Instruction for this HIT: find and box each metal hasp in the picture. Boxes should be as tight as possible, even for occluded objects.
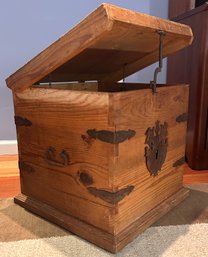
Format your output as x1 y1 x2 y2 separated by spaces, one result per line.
150 30 166 94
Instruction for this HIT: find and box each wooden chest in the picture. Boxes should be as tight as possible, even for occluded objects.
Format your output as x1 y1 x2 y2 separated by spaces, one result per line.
6 4 193 253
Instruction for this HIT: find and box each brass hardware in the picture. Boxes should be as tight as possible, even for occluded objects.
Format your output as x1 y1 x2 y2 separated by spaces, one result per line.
150 30 165 94
86 129 136 144
45 147 69 167
145 121 168 176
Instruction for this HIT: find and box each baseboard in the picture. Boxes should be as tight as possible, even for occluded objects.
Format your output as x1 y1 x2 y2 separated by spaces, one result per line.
0 140 18 155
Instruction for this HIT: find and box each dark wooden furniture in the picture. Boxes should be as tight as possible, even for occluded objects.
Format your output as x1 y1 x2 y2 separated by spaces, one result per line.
167 4 208 170
169 0 195 19
195 0 208 8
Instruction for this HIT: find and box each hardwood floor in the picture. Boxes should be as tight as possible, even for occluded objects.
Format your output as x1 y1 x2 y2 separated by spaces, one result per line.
0 177 20 198
0 155 207 198
0 155 19 177
0 155 20 198
183 163 208 185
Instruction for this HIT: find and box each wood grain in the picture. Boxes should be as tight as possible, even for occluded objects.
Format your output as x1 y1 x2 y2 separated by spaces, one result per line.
12 84 189 237
13 88 113 175
107 85 189 233
6 4 112 92
114 188 189 252
6 4 193 92
20 173 115 233
0 154 205 200
14 188 189 253
108 84 189 128
13 88 116 233
14 193 116 253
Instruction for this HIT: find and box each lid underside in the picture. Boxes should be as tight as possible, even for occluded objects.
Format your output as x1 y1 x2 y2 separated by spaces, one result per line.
6 3 193 91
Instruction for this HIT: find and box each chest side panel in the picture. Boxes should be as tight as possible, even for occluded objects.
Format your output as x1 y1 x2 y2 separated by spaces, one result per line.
13 88 116 233
108 85 189 234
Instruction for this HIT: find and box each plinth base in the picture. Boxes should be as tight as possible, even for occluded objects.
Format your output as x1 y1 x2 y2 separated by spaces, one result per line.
14 188 189 253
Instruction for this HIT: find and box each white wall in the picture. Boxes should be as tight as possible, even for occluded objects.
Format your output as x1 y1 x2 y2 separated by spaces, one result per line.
0 1 168 141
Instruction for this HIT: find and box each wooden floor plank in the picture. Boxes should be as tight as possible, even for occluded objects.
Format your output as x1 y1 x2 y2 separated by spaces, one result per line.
0 154 19 198
183 164 208 184
0 154 18 161
0 154 19 176
14 188 189 253
0 176 20 198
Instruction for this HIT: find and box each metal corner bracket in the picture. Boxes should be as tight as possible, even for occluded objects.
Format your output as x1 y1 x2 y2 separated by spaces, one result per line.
150 30 166 94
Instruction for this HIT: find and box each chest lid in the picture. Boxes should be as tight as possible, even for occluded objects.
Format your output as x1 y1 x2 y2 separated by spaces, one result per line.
6 3 193 92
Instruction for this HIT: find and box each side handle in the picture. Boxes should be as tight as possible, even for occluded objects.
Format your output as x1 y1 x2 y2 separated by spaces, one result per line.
45 147 69 167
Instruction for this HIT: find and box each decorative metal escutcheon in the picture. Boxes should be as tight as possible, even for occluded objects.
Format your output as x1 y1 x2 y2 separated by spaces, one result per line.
45 147 70 167
145 120 168 176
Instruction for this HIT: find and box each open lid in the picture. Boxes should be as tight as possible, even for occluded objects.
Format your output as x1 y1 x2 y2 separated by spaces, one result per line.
6 3 193 92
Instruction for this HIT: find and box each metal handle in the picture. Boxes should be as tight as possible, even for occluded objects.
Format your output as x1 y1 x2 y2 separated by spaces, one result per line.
45 147 69 167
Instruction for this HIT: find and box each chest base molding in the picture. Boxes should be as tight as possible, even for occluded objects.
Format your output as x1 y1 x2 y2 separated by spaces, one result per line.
14 188 189 253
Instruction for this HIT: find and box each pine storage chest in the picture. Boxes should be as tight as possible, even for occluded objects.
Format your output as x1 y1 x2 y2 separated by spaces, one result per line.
6 4 193 253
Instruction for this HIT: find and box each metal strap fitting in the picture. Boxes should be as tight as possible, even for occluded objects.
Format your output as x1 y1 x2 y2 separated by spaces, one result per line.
150 30 165 94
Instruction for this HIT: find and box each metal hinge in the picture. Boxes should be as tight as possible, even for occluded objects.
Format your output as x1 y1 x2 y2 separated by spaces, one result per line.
150 30 166 94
